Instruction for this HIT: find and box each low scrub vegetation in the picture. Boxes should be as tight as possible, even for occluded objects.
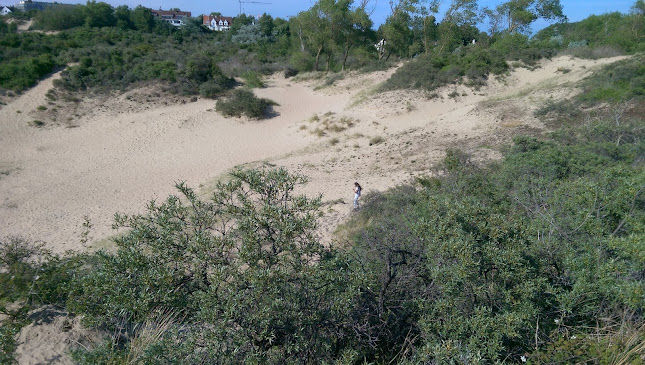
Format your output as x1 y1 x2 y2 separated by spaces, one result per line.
536 54 645 126
308 112 356 137
382 45 509 92
535 10 645 55
2 0 643 99
215 89 277 119
241 70 265 88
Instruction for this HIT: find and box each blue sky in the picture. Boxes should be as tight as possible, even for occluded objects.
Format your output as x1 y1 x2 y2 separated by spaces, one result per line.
1 0 637 32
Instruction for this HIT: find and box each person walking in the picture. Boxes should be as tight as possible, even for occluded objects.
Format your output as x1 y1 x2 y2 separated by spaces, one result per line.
353 182 362 210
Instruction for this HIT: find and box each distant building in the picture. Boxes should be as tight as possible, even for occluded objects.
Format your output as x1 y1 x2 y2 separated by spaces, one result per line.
1 6 12 15
13 1 55 12
203 15 233 31
150 9 192 27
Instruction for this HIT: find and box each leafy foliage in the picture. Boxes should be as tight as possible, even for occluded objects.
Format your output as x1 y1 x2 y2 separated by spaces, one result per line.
579 53 645 102
535 10 645 55
382 45 508 91
345 116 644 362
215 89 277 119
67 168 359 362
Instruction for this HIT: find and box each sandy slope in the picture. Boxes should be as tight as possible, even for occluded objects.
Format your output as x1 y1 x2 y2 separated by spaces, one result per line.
0 72 347 252
1 55 628 365
0 55 626 255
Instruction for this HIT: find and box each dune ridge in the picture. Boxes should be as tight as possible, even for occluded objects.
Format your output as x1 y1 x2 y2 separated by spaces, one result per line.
0 55 626 254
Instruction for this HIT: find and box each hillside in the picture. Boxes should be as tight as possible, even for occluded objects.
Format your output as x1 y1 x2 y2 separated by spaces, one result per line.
0 55 626 255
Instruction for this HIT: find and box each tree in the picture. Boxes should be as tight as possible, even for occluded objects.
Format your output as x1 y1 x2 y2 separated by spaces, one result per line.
113 5 131 29
131 5 154 32
380 10 413 58
632 0 645 38
380 0 443 58
634 0 645 15
335 2 373 70
378 0 416 59
291 0 375 71
258 13 274 38
434 0 481 52
493 0 566 34
413 0 440 54
230 13 255 35
291 1 334 70
84 1 116 28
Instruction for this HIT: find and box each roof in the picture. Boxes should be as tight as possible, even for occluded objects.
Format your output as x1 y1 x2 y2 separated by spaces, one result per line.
150 9 192 18
203 15 233 25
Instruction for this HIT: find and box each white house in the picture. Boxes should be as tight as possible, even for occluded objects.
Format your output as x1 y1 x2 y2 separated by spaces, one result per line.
150 9 192 27
1 6 13 15
203 15 233 31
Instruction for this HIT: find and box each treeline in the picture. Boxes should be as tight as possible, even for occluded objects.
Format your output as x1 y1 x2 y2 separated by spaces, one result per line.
1 55 643 363
1 0 644 95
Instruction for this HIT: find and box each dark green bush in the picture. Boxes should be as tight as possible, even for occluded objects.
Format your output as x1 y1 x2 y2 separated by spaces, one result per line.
5 113 642 363
198 80 225 98
0 53 56 91
490 33 557 65
215 89 277 119
32 4 85 30
67 168 357 362
381 46 508 92
342 116 644 362
579 53 645 103
241 70 264 88
536 12 645 55
0 237 82 307
0 237 83 364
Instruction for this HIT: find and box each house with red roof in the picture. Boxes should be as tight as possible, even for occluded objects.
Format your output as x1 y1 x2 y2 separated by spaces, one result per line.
150 9 192 27
203 15 233 31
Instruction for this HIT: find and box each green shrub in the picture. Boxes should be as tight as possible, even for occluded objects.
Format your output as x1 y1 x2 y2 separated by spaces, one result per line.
290 52 315 72
215 89 277 119
0 53 56 91
579 54 645 103
442 148 471 171
0 237 84 363
381 47 508 92
340 114 645 362
536 12 645 55
241 70 264 88
198 80 226 98
67 168 357 362
32 4 85 30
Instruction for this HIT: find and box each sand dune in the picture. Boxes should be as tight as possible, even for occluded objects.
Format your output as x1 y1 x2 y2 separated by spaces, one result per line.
0 55 626 254
1 54 629 365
